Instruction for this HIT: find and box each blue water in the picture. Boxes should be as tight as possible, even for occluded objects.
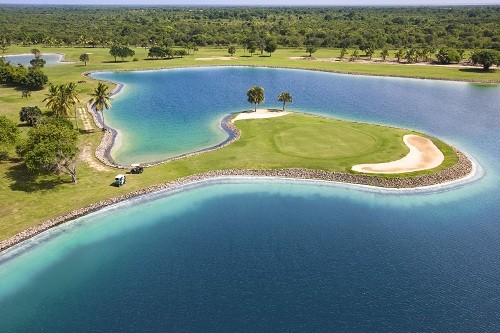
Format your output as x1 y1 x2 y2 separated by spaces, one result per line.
91 67 499 166
1 68 499 332
3 53 66 67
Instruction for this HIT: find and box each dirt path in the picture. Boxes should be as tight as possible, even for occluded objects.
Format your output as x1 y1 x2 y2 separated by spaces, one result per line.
80 145 110 172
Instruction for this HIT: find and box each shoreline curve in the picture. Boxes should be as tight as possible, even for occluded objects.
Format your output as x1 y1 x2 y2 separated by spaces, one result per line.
0 148 477 254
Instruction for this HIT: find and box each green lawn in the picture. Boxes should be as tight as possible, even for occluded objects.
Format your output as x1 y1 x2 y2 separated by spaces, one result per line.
0 113 456 241
0 45 492 242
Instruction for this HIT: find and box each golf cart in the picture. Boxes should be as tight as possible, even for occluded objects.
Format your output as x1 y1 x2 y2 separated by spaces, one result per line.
114 174 126 187
130 164 144 174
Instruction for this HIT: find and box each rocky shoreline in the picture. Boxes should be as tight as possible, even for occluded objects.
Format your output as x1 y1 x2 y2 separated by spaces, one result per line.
0 147 474 254
0 66 479 254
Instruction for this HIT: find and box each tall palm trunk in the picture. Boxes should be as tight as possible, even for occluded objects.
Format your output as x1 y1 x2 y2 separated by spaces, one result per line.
101 108 106 131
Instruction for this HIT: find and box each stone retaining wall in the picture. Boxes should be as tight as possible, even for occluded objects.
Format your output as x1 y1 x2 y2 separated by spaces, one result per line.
0 148 473 254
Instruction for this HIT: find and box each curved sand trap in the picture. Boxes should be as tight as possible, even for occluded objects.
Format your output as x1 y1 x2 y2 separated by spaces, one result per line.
232 109 290 122
352 134 445 174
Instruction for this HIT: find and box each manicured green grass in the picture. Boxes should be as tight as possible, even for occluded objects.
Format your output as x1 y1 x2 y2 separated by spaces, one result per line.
0 44 487 242
0 112 457 241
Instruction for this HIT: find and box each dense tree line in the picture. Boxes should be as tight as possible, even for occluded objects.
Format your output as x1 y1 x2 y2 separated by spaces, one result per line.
0 6 498 51
0 59 48 90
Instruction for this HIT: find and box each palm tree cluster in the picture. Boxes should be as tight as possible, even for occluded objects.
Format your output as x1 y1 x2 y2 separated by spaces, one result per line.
247 87 293 111
43 83 79 118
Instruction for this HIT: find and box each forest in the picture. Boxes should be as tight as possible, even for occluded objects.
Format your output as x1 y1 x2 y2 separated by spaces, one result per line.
0 5 498 51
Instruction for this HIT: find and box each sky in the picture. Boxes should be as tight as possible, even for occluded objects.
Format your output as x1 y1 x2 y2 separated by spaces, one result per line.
0 0 499 5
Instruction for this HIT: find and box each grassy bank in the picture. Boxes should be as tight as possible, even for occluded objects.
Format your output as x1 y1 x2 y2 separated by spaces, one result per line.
0 112 457 241
0 45 487 242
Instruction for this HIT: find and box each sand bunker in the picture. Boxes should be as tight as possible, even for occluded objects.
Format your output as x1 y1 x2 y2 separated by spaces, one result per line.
352 134 444 174
195 57 237 61
232 109 290 122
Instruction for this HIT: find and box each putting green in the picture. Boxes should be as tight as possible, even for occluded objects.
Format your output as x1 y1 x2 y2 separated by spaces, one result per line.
275 123 380 159
236 114 415 169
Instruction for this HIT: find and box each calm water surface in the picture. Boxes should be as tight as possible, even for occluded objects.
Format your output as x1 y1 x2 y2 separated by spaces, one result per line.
3 53 66 66
1 68 499 332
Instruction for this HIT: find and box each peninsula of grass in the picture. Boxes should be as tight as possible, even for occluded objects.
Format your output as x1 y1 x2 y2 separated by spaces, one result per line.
0 111 464 245
0 45 482 248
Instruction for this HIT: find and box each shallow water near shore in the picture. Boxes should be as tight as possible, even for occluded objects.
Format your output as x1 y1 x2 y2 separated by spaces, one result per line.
90 67 499 166
1 68 499 332
0 177 499 332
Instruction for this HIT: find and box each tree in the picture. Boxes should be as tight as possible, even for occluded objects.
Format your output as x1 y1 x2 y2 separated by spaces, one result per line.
79 53 90 66
405 48 418 63
436 48 461 64
246 41 257 57
339 48 347 60
20 118 79 183
306 45 317 57
394 49 405 63
380 48 389 61
31 48 41 59
29 58 46 68
364 47 374 60
63 82 80 130
247 86 265 112
228 45 236 56
148 46 166 59
471 50 500 71
43 83 79 118
0 115 19 159
89 82 112 130
109 45 121 62
277 92 292 111
21 68 48 90
264 38 278 56
350 49 360 61
174 49 188 58
20 106 42 126
110 45 135 62
43 84 60 115
0 36 10 57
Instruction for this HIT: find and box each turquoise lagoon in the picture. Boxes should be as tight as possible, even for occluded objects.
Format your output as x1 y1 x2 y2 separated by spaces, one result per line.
3 53 67 67
0 68 499 332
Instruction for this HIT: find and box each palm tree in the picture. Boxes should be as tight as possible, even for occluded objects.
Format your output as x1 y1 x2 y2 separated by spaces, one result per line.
64 83 80 130
277 92 292 111
247 86 264 112
89 82 112 130
394 49 405 63
79 53 90 66
380 48 389 61
43 83 79 118
43 84 61 116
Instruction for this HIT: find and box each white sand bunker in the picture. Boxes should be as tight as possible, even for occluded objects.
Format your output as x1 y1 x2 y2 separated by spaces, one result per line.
232 109 290 122
352 134 445 174
195 57 237 61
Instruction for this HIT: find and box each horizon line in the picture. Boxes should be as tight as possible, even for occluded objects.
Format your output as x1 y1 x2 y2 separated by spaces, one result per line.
0 3 499 6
